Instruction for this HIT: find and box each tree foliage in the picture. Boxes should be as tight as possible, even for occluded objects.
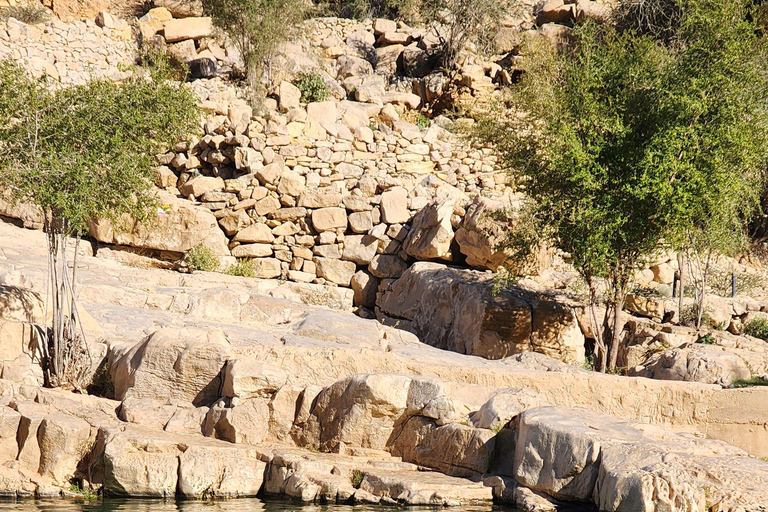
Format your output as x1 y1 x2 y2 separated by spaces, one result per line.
0 57 199 387
476 0 768 370
202 0 308 85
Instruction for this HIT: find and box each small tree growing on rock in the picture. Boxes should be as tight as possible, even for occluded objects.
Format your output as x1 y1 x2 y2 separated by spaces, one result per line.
0 58 199 388
202 0 309 87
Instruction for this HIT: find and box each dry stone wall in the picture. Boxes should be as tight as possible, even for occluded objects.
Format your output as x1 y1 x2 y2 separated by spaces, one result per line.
0 16 134 84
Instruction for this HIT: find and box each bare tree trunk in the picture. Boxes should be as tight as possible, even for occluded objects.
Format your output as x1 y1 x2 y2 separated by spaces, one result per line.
608 294 626 371
587 277 607 372
677 252 684 321
42 213 90 388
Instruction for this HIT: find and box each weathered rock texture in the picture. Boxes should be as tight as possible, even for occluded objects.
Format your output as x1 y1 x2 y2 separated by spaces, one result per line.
378 262 585 364
1 220 768 510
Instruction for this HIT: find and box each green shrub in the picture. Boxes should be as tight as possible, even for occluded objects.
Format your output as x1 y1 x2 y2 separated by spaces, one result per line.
744 318 768 341
136 45 188 82
708 267 766 297
416 113 430 130
0 2 49 24
184 244 219 272
224 258 257 277
351 470 364 489
731 377 768 388
697 334 716 345
294 72 330 103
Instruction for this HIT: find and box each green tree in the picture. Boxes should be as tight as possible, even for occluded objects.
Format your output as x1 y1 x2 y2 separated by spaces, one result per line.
202 0 308 86
0 59 199 388
476 0 768 371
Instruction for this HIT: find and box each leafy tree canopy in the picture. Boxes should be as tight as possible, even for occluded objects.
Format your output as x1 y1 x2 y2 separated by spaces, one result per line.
0 58 200 235
476 0 768 369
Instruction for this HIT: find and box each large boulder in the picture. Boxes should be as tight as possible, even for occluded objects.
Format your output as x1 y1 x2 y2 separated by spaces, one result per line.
109 329 231 406
309 374 455 453
378 262 585 364
628 343 754 386
389 416 495 478
88 191 230 256
402 198 455 261
512 405 765 511
100 426 266 498
455 196 550 273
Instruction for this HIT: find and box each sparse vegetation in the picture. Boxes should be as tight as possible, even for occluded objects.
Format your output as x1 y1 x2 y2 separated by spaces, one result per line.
731 377 768 388
295 72 331 103
325 0 421 22
420 0 505 70
224 258 257 277
351 470 365 489
698 334 716 345
69 480 98 500
709 267 766 297
184 244 220 273
136 44 189 82
86 360 115 398
0 1 49 24
415 113 430 130
202 0 309 86
744 318 768 341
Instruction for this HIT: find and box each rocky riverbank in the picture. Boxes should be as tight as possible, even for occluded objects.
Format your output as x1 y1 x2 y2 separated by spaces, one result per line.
1 220 768 511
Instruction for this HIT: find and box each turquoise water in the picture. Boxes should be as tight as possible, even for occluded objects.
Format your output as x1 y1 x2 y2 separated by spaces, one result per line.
0 499 518 512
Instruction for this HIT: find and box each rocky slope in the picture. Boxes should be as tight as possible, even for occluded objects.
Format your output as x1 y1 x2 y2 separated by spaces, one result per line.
1 220 768 511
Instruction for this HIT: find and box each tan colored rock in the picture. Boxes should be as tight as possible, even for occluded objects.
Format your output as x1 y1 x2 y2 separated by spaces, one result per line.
315 257 356 286
536 1 573 25
369 254 408 279
251 257 282 278
163 17 212 42
278 81 302 112
514 405 746 507
203 397 269 444
312 207 347 232
277 170 306 197
0 285 43 324
380 187 410 224
232 243 273 258
403 198 454 261
109 328 231 406
337 55 373 80
379 262 585 364
351 270 379 308
373 18 397 35
390 416 495 477
155 0 203 17
257 160 285 185
342 235 378 265
455 196 543 272
178 443 265 497
37 413 92 483
179 176 225 198
0 195 44 230
102 427 180 497
88 191 230 256
222 359 288 399
629 344 753 386
312 373 452 452
471 388 550 429
233 223 275 244
218 209 250 236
